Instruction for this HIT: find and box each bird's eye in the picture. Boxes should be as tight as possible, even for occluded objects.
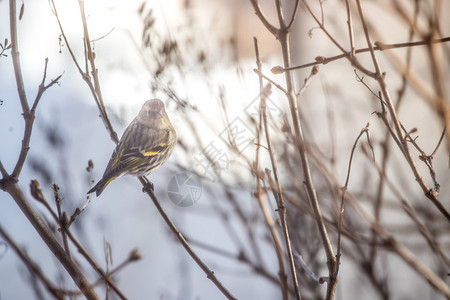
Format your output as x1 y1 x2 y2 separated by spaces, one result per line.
148 110 160 117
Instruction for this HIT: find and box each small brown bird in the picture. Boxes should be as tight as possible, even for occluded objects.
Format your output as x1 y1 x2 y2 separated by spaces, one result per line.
88 99 176 196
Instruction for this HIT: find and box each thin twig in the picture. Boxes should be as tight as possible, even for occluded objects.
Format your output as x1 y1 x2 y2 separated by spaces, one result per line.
369 0 420 266
278 37 450 73
63 228 129 300
249 0 278 36
361 147 450 295
361 147 450 268
50 0 118 144
9 0 28 114
11 57 62 177
0 161 8 178
431 126 446 157
342 169 450 298
337 123 371 272
71 249 142 297
400 124 441 193
6 1 99 298
251 1 338 298
254 37 293 300
32 58 63 112
186 235 285 290
78 0 119 144
344 0 355 56
353 70 383 101
29 180 128 299
67 193 92 227
296 66 319 99
139 177 237 300
301 0 347 54
4 181 99 299
286 0 300 30
294 253 320 283
355 0 450 221
0 225 65 299
53 184 71 258
253 68 288 94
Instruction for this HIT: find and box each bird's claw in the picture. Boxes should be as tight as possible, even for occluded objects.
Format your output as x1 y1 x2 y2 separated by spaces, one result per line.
142 180 154 193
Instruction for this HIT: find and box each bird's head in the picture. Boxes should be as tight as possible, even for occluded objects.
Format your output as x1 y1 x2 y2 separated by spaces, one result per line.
137 99 172 128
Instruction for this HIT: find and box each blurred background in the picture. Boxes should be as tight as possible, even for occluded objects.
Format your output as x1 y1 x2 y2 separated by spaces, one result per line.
0 0 449 299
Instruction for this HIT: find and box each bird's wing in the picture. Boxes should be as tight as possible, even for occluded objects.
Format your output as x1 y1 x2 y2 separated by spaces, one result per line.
103 124 171 177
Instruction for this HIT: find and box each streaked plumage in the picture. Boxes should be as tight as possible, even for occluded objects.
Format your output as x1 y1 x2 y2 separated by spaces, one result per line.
88 99 176 196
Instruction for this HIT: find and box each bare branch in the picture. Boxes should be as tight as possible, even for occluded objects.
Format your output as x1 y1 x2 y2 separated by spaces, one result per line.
359 147 450 297
344 0 355 56
4 179 99 299
9 0 28 114
355 0 450 221
0 161 8 178
78 0 119 144
254 37 296 300
277 37 450 73
5 1 100 297
431 126 446 157
50 0 119 144
0 225 65 299
286 0 300 31
139 177 237 300
249 0 278 36
337 123 371 270
253 68 287 94
296 66 319 99
251 1 338 298
29 179 128 299
302 0 347 54
63 227 128 300
9 0 32 178
32 58 63 112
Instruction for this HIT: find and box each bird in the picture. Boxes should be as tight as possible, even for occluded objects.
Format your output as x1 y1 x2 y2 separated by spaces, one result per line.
87 99 176 196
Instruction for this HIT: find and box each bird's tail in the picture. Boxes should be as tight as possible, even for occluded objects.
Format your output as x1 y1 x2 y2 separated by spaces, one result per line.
87 176 116 197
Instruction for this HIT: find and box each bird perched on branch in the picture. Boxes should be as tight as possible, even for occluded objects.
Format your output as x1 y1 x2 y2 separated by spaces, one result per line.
88 99 176 196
